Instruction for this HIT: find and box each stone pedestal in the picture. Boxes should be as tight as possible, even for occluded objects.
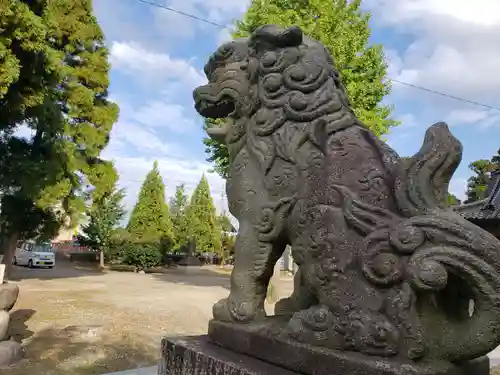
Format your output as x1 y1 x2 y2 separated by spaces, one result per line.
206 319 489 375
158 329 490 375
159 336 299 375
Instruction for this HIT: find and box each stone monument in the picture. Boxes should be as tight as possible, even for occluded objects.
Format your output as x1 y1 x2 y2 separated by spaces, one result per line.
159 25 500 375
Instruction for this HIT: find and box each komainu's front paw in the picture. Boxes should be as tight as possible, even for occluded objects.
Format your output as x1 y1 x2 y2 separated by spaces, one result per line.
213 297 266 323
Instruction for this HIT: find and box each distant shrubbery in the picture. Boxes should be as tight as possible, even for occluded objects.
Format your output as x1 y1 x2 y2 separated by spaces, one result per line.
76 162 237 272
105 233 175 271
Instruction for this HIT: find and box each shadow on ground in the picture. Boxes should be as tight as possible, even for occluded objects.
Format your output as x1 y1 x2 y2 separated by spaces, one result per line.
6 309 158 375
151 266 231 289
9 260 104 281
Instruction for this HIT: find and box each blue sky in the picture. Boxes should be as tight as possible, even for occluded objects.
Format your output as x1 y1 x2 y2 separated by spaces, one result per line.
93 0 500 213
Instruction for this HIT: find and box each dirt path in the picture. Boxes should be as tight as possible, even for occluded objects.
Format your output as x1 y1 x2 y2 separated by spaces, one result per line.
5 263 293 375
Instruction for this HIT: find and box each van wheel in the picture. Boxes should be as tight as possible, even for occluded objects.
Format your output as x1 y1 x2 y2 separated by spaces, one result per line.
28 260 33 268
12 257 17 265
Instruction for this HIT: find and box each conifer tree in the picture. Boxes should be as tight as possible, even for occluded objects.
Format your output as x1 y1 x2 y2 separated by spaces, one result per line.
127 161 173 242
204 0 398 179
169 184 189 246
185 175 221 254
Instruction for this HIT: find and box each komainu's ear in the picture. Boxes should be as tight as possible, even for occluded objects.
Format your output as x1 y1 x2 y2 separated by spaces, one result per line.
249 25 303 49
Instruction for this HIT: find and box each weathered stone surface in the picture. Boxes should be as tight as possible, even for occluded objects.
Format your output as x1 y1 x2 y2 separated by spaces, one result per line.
159 335 299 375
0 311 10 341
193 23 500 374
0 283 19 312
208 319 490 375
0 340 23 368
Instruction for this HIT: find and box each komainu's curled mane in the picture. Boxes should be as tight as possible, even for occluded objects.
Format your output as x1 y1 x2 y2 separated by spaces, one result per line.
193 25 500 369
195 24 362 170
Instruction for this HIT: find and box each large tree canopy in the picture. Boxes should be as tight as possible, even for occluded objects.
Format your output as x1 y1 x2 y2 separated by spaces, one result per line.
204 0 398 179
0 0 118 278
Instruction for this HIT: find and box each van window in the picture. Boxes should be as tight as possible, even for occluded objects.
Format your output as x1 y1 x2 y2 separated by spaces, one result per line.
33 244 53 253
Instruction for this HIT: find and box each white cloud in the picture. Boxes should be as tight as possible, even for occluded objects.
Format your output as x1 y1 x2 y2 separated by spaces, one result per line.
445 108 500 128
129 101 198 133
368 0 500 27
216 28 233 46
448 177 468 201
107 121 183 157
153 0 248 42
109 41 206 89
366 0 500 104
445 109 490 126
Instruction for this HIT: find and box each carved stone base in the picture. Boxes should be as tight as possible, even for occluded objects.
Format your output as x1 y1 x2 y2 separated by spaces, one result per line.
208 319 490 375
159 335 298 375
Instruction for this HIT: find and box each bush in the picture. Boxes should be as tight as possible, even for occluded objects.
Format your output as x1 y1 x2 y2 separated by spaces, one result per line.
122 242 162 271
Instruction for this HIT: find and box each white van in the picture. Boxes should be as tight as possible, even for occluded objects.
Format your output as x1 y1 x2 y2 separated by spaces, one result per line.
13 241 55 269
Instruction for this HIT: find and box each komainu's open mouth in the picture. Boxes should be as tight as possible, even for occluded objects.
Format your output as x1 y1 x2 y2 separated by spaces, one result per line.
195 95 235 119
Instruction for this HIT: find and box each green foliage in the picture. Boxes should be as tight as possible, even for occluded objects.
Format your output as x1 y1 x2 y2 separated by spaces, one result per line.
185 175 221 253
446 193 461 206
169 184 189 246
217 214 236 233
121 241 162 271
220 231 236 264
203 0 398 178
465 159 495 203
0 0 118 249
77 180 126 257
127 161 173 242
203 118 230 179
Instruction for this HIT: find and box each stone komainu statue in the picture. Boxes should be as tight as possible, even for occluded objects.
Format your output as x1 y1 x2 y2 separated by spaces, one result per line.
194 25 500 370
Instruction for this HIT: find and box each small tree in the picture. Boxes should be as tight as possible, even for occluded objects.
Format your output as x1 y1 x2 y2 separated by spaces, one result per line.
77 180 126 268
127 161 173 243
185 175 221 254
491 149 500 170
465 159 495 203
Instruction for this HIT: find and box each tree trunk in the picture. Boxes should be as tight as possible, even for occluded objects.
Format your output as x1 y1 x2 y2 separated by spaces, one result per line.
1 232 19 281
99 249 105 269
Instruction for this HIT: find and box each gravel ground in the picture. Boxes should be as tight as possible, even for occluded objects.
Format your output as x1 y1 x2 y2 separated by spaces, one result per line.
3 262 293 375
